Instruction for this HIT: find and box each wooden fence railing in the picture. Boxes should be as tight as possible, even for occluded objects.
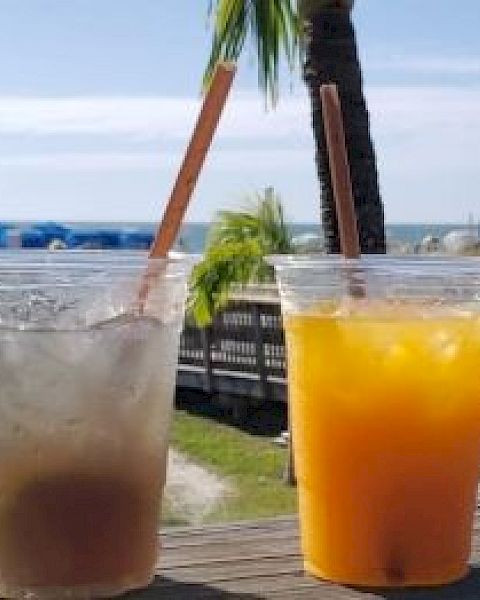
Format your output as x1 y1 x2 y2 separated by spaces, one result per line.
177 295 287 402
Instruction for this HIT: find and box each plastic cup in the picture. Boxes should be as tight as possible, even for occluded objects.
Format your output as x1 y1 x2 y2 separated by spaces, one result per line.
0 250 193 599
271 255 480 587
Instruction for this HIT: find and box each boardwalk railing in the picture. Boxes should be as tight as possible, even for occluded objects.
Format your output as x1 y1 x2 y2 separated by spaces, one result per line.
177 290 287 402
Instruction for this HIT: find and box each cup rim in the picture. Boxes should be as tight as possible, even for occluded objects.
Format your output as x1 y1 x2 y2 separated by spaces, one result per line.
267 254 480 272
0 249 200 272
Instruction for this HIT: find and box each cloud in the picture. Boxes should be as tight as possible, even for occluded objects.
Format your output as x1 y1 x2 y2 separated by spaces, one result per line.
0 149 314 171
0 94 311 140
0 83 478 224
370 56 480 75
0 152 168 170
0 85 478 145
0 85 478 223
367 86 480 135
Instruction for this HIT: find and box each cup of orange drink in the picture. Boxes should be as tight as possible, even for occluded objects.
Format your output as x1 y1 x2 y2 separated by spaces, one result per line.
271 256 480 587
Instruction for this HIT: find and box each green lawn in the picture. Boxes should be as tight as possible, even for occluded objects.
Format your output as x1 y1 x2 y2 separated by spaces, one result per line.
164 409 297 524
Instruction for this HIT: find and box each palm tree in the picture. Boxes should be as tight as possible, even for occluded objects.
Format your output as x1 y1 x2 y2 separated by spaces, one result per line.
204 0 386 254
189 188 293 325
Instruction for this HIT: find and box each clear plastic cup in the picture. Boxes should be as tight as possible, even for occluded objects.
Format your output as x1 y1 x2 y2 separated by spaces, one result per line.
0 250 193 599
271 255 480 587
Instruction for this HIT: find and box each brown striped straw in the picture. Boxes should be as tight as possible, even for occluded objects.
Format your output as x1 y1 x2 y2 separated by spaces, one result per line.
319 83 361 260
150 61 236 259
138 62 236 307
286 84 363 485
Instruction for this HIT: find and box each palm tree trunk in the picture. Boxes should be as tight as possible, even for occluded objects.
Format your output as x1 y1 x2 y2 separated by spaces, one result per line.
302 7 386 254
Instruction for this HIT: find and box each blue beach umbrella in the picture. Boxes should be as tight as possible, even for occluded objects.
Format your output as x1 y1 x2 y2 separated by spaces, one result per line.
66 228 123 249
120 230 154 250
21 228 47 248
32 222 70 244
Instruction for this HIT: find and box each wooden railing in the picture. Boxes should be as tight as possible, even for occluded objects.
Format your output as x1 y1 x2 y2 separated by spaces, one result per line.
177 294 287 403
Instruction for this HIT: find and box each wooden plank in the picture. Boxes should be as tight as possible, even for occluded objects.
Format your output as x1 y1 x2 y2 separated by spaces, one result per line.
123 513 480 599
159 554 302 585
161 515 297 540
135 568 480 600
164 519 294 536
160 548 299 572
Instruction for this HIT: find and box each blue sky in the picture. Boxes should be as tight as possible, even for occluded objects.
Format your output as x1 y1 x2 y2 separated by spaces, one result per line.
0 0 479 223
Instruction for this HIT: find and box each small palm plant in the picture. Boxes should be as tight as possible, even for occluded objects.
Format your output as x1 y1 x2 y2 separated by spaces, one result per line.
189 188 293 325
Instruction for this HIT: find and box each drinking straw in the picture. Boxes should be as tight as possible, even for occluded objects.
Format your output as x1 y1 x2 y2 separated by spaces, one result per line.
149 62 236 259
319 84 361 259
286 84 362 486
137 62 236 308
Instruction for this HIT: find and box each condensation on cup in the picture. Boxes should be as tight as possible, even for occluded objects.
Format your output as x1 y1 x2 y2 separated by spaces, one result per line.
0 251 194 599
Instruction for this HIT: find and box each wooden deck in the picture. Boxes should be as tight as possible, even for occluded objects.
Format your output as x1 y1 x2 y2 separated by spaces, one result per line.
127 513 480 599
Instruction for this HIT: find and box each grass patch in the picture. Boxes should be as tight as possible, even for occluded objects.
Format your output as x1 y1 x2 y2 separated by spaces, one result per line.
167 409 297 523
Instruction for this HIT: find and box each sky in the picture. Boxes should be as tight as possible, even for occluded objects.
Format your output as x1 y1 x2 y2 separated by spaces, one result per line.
0 0 479 224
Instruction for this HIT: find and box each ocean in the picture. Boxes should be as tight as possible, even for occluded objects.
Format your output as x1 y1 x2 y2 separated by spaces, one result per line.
177 223 479 252
2 221 477 252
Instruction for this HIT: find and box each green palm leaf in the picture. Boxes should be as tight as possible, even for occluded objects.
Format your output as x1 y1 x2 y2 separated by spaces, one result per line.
204 0 300 104
189 189 293 325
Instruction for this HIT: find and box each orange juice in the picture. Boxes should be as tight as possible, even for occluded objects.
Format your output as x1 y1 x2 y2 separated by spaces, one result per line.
285 301 480 587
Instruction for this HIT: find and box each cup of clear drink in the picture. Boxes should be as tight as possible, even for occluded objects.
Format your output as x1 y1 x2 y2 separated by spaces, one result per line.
271 255 480 587
0 250 193 599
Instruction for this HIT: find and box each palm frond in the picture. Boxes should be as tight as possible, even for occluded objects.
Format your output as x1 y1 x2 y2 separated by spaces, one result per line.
204 0 247 90
188 238 265 326
256 187 293 253
188 188 293 325
207 188 293 253
207 210 260 246
204 0 300 104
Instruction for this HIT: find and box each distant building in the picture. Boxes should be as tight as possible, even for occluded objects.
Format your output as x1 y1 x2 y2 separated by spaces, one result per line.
442 229 480 255
419 235 441 254
291 232 324 253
